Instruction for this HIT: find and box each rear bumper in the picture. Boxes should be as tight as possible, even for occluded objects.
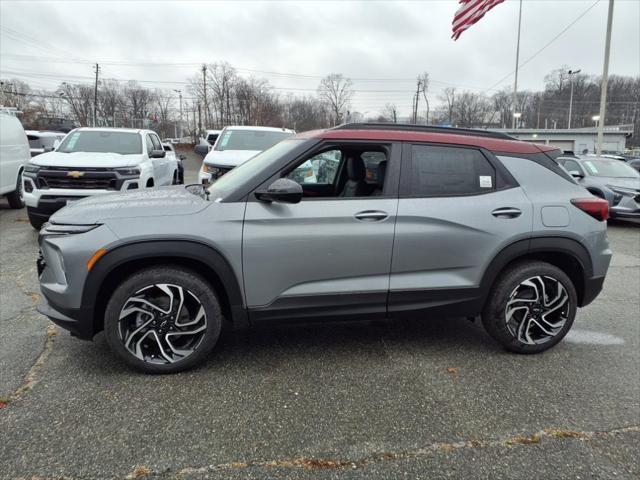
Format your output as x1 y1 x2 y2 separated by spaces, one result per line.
37 294 95 340
580 275 606 307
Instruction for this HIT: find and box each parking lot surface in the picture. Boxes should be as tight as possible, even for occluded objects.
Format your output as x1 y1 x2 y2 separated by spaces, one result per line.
0 153 638 479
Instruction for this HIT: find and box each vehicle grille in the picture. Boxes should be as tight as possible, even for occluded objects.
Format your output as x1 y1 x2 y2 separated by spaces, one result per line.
37 167 117 190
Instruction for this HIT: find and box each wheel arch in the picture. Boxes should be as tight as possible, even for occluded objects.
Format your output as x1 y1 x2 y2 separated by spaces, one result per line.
480 236 593 309
84 240 247 336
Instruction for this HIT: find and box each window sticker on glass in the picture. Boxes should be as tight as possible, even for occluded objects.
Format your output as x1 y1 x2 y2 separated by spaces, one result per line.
584 161 598 174
220 132 231 148
479 175 493 188
66 133 79 150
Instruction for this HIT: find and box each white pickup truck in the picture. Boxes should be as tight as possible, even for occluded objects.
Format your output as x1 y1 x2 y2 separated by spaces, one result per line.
22 127 179 229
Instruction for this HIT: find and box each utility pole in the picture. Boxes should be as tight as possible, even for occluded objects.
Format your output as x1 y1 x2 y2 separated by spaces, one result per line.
596 0 614 155
173 89 183 140
93 63 100 127
511 0 523 129
567 69 581 129
413 78 422 124
197 103 202 138
202 64 208 128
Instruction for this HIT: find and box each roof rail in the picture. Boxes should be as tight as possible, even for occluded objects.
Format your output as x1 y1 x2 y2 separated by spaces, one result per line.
333 122 516 140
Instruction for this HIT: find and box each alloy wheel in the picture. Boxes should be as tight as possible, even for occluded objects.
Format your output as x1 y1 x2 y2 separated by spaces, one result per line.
505 276 570 345
117 283 207 364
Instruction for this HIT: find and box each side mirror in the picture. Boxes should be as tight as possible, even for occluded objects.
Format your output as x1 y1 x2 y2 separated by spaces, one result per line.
255 178 302 204
569 170 584 179
44 146 55 152
151 149 166 158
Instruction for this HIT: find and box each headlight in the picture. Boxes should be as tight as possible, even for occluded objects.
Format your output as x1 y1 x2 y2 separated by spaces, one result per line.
607 185 639 197
40 223 101 235
115 168 140 176
24 164 40 174
202 164 220 174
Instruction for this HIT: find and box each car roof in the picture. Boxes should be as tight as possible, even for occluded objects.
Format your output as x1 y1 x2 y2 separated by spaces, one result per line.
223 125 295 133
25 130 65 137
296 126 555 155
205 129 221 135
72 127 148 134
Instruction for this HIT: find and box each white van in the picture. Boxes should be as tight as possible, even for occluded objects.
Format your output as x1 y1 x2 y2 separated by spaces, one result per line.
0 110 30 208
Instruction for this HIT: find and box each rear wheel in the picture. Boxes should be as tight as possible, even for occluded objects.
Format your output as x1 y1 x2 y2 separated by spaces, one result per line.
104 267 222 373
482 261 577 354
6 173 25 209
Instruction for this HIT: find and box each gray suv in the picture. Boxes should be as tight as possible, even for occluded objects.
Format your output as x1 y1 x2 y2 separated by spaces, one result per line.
36 124 612 373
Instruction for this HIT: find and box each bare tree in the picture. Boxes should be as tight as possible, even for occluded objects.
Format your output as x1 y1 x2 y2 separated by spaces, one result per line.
438 87 456 125
419 73 430 124
381 103 398 123
0 79 32 111
58 82 94 126
317 74 354 125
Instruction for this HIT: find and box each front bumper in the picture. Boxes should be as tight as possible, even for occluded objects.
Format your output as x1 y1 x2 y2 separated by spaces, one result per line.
37 294 95 339
610 194 640 218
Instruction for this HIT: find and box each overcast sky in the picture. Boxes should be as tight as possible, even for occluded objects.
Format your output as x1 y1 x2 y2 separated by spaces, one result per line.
1 0 638 117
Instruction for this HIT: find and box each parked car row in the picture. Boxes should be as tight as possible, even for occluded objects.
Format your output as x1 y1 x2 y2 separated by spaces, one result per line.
556 155 640 220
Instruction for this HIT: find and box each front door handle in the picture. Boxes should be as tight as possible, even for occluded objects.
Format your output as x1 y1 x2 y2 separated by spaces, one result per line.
492 207 522 219
354 210 389 222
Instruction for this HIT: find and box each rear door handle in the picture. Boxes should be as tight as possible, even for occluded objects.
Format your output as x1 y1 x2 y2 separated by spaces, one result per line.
492 207 522 219
354 210 389 222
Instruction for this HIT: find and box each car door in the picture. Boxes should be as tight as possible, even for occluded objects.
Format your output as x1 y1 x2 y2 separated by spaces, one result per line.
242 142 401 323
389 143 533 317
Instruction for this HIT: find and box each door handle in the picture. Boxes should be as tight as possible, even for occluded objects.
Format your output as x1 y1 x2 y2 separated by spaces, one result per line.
354 210 389 222
491 207 522 219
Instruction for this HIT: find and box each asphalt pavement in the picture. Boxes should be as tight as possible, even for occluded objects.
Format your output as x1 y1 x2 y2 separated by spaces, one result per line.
0 152 638 479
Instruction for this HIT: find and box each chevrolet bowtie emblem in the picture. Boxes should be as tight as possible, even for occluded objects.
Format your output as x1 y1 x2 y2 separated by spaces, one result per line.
67 171 84 178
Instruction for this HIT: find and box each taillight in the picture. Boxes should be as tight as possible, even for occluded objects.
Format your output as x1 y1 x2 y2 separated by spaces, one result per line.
570 198 609 221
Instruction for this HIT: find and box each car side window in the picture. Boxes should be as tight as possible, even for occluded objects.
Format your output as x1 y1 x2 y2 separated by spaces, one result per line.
287 149 342 185
151 134 162 152
563 159 582 174
283 146 390 198
145 135 155 156
407 145 495 197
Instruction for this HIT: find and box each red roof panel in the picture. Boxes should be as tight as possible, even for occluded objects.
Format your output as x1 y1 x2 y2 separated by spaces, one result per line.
295 128 549 155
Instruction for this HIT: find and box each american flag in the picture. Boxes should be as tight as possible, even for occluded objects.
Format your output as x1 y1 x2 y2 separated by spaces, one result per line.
452 0 505 40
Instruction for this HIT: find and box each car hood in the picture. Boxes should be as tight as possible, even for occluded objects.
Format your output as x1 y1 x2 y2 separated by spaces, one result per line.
203 149 261 168
29 151 144 168
50 186 210 224
597 177 640 190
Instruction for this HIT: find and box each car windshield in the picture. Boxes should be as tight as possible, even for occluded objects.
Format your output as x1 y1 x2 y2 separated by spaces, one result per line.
214 129 292 152
57 131 142 155
582 159 640 178
208 139 302 200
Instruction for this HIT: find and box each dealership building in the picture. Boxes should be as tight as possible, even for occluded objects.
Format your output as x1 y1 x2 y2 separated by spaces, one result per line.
495 124 633 154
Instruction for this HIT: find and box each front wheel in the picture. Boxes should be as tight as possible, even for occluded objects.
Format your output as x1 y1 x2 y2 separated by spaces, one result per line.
482 261 577 354
104 267 222 373
6 174 25 209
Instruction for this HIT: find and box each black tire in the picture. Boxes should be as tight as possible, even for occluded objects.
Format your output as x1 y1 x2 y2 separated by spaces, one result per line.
6 173 25 209
27 207 47 230
481 261 577 354
172 170 178 185
104 266 222 374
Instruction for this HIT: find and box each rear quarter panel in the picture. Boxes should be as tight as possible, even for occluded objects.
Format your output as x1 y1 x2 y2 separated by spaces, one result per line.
498 156 612 277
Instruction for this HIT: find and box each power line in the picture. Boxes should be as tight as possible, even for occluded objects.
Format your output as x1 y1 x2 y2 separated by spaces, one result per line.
484 0 602 93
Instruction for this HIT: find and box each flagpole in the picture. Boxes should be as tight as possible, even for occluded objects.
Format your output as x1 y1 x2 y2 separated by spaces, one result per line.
511 0 523 129
596 0 614 155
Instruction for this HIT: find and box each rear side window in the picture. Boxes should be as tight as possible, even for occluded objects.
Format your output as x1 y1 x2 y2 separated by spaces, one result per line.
408 145 495 196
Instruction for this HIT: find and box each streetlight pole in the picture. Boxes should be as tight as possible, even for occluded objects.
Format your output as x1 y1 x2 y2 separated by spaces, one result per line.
567 69 581 129
173 89 183 140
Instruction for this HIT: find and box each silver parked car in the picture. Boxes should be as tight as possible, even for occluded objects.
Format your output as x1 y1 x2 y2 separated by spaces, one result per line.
558 155 640 220
36 123 612 373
